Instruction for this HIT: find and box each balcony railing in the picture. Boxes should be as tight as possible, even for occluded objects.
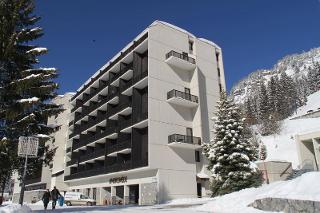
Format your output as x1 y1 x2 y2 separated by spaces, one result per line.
107 139 131 155
165 50 195 64
66 159 78 167
66 147 71 153
168 134 201 145
25 177 41 185
72 125 118 150
79 149 105 163
70 87 119 130
167 89 198 103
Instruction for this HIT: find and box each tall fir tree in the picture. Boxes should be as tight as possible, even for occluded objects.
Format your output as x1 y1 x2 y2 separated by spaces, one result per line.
279 72 297 117
307 62 320 94
203 91 262 196
257 81 269 121
0 0 62 185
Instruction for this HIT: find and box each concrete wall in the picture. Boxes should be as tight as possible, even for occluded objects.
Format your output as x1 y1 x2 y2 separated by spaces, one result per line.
147 22 225 201
256 161 292 183
295 131 320 171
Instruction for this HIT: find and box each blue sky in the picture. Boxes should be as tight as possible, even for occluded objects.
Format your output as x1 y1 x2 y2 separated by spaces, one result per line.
35 0 320 93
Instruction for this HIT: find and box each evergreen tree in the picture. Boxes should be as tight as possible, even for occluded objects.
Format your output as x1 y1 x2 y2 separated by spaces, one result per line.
0 0 62 185
203 91 262 196
257 81 269 121
307 62 320 94
279 72 297 117
267 76 277 114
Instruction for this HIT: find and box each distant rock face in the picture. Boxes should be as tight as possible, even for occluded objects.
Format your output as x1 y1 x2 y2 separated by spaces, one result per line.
231 47 320 104
250 197 320 213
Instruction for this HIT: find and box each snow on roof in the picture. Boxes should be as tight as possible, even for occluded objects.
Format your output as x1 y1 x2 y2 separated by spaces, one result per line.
199 38 221 49
74 20 219 94
196 172 210 179
150 20 196 38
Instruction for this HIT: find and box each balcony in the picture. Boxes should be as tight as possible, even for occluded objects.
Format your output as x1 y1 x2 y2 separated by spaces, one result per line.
64 158 148 181
64 166 105 181
107 139 131 157
66 147 71 153
79 149 105 163
165 50 196 71
108 97 132 120
66 159 78 167
167 89 199 108
72 86 119 125
168 134 201 149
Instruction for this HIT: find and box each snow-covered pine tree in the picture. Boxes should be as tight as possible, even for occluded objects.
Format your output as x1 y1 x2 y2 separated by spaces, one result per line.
203 91 262 196
279 72 297 117
0 0 62 182
267 76 277 114
257 80 269 122
307 62 320 94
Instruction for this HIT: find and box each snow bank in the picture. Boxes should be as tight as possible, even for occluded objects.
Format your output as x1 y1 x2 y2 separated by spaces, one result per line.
195 172 320 213
262 117 320 168
292 90 320 117
0 204 31 213
260 90 320 168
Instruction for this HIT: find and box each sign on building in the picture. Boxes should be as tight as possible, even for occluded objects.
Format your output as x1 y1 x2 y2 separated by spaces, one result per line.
18 136 39 157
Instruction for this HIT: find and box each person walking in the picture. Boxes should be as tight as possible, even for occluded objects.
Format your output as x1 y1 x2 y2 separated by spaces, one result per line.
51 186 61 209
42 189 51 210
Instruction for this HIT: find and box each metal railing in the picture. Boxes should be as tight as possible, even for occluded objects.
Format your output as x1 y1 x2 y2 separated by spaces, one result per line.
79 149 105 163
168 134 201 145
167 89 198 103
107 139 131 155
165 50 195 64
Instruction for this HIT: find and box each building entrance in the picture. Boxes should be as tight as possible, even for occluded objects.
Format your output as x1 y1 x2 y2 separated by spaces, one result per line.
129 184 139 204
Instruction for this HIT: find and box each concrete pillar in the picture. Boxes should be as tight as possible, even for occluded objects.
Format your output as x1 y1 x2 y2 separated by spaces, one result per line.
124 185 129 205
111 186 116 205
312 138 320 171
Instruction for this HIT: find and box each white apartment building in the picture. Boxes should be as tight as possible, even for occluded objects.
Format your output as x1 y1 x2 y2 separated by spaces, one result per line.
66 21 226 205
12 93 73 203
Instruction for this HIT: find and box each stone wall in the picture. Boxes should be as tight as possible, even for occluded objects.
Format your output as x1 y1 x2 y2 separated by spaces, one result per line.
250 197 320 213
140 182 158 205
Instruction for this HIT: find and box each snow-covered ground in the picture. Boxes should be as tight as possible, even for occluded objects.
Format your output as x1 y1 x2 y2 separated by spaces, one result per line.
260 91 320 168
2 172 319 213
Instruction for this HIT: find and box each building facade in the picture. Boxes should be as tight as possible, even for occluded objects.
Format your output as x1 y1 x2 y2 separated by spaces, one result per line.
65 21 226 205
12 93 73 203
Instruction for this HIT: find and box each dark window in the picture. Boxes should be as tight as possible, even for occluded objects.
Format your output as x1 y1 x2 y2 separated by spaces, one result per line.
219 83 223 93
216 52 219 63
186 128 193 144
184 88 190 94
217 68 221 77
195 151 200 162
86 188 91 197
93 188 97 200
189 40 194 54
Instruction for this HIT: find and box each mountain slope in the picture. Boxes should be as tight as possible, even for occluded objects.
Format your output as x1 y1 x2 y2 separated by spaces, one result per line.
260 90 320 168
231 47 320 104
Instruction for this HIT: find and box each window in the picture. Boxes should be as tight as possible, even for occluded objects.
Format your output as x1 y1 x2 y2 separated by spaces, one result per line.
185 88 191 101
93 188 97 200
186 128 193 144
189 40 194 54
216 52 219 63
217 68 221 77
219 83 223 93
195 151 200 162
86 188 91 197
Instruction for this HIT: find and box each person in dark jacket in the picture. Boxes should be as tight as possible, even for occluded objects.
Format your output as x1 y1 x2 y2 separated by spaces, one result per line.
51 186 61 209
42 189 51 210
